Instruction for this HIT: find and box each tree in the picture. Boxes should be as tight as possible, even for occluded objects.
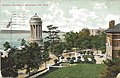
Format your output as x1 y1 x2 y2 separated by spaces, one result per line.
66 57 71 62
60 56 64 62
44 25 60 52
91 35 100 52
81 39 90 50
90 32 106 53
3 42 11 51
63 29 91 51
69 59 74 64
1 43 18 77
13 42 43 75
54 59 59 65
1 56 18 77
63 28 93 51
52 42 64 58
71 57 76 63
21 38 26 46
25 42 43 75
101 58 120 78
63 28 105 54
42 42 49 68
99 32 106 52
64 31 79 50
44 25 63 58
2 41 49 77
77 56 81 63
80 28 90 37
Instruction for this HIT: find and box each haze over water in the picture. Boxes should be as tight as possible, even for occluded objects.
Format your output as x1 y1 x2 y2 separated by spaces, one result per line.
0 32 64 49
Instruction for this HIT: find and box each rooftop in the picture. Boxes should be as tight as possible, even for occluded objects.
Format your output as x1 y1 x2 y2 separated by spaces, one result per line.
105 23 120 33
29 13 42 23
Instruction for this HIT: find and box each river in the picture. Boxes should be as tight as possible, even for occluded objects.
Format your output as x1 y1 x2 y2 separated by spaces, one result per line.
0 32 64 49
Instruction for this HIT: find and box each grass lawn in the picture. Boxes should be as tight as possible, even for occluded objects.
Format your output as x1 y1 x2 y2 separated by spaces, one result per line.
41 64 105 78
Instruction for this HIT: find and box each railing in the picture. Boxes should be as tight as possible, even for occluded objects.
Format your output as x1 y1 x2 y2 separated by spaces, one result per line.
25 63 64 78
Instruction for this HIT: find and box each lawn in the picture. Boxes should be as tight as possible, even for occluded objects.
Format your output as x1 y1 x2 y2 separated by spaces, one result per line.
40 64 105 78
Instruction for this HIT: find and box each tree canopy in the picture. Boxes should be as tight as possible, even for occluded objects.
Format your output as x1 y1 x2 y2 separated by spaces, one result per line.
1 41 49 77
44 25 63 58
101 58 120 78
63 28 106 52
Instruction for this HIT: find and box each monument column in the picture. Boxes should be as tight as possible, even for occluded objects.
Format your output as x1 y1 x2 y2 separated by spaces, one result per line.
29 13 43 46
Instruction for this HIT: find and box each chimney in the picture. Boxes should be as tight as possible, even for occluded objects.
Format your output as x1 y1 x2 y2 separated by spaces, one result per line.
109 20 115 28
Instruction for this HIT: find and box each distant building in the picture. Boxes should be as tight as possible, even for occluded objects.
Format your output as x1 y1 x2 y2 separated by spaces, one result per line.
29 13 43 46
105 20 120 59
89 27 105 36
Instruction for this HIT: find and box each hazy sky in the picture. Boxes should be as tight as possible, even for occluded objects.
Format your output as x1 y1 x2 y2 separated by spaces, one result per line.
0 0 120 32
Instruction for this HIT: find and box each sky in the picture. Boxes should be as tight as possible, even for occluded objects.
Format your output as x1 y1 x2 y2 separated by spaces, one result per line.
0 0 120 32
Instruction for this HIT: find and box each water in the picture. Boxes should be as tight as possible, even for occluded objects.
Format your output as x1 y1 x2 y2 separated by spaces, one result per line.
0 33 30 49
0 32 65 49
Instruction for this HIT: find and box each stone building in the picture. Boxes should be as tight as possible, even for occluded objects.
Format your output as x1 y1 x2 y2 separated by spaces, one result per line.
89 27 105 36
29 13 43 46
105 20 120 59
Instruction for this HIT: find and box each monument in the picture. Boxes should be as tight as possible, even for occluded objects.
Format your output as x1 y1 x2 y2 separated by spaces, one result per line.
29 13 43 46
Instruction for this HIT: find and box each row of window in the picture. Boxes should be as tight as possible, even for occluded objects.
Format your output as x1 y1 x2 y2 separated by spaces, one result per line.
112 40 120 46
112 35 120 39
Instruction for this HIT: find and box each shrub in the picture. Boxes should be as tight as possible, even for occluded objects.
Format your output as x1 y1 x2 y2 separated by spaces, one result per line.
72 57 76 60
87 51 90 55
84 58 89 63
61 56 64 59
81 60 85 63
101 58 120 78
68 54 71 57
91 58 96 64
102 51 105 54
82 51 86 55
1 69 18 77
66 57 71 62
54 59 59 64
90 51 94 55
80 52 83 55
69 59 74 64
77 56 81 59
77 59 81 63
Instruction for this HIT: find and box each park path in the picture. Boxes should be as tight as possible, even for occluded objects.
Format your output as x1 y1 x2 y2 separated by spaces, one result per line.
18 54 57 78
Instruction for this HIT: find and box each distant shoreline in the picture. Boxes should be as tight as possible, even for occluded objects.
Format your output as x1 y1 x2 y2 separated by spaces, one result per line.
0 30 30 34
0 30 65 34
